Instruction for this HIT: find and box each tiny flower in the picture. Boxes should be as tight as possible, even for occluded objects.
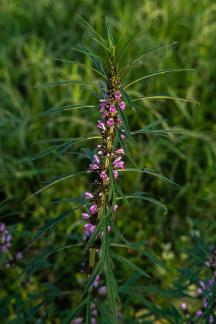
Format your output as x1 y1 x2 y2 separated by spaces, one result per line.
97 120 106 131
107 118 114 127
120 134 126 140
84 192 94 199
93 154 100 164
84 223 96 233
90 204 98 215
181 302 187 310
89 163 100 171
98 286 107 296
119 101 126 110
99 100 107 110
113 170 119 178
91 318 96 324
114 91 121 101
0 223 5 232
73 318 83 324
109 104 117 113
16 252 23 261
100 170 108 181
195 310 203 318
108 226 112 232
82 213 90 220
93 275 100 287
113 204 118 211
115 148 124 155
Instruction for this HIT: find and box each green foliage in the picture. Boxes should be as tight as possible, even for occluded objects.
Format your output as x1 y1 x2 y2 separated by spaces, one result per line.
0 0 216 322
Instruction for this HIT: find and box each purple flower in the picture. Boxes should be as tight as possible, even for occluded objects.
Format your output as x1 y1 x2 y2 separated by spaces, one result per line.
93 154 100 164
113 170 119 178
181 302 187 310
91 318 96 324
73 318 83 324
16 252 23 261
90 204 98 215
119 101 126 110
98 285 107 296
113 157 124 169
195 310 203 318
107 118 114 127
99 100 107 110
93 275 100 287
109 104 116 113
84 223 96 234
82 212 90 220
114 91 121 101
99 170 108 181
97 120 106 131
84 192 94 199
116 148 124 155
89 163 99 171
0 223 5 232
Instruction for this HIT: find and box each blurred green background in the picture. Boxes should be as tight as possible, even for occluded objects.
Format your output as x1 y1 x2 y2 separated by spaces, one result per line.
0 0 216 322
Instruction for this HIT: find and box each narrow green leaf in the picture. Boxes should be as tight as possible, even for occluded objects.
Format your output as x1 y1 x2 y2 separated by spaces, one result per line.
112 253 150 278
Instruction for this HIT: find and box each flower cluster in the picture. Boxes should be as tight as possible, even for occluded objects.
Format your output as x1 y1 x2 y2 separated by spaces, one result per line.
82 88 126 240
181 248 216 323
0 222 23 266
74 60 126 323
0 222 12 253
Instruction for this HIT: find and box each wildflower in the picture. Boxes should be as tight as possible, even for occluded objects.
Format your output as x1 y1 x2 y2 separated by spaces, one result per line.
84 223 96 234
73 318 83 324
98 286 107 296
119 101 126 110
93 155 100 164
113 170 119 178
115 148 124 155
99 170 108 181
84 192 94 199
107 118 114 127
82 213 90 220
114 91 121 101
89 163 99 171
97 120 106 131
109 104 116 113
89 204 98 215
15 252 23 261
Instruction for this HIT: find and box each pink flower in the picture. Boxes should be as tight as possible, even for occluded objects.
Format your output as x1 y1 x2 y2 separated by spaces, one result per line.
113 156 125 169
16 252 23 261
82 212 90 220
113 170 119 178
98 286 107 296
100 170 108 181
107 118 114 127
116 115 122 127
84 192 93 199
73 318 83 324
93 154 100 164
108 225 112 232
97 120 106 131
119 101 126 110
89 163 99 171
116 148 124 155
109 104 117 113
114 91 121 101
90 204 98 214
93 274 100 287
84 223 96 233
120 134 126 140
99 100 107 110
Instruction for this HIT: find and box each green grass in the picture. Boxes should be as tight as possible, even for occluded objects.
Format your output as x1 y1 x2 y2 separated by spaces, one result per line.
0 0 216 321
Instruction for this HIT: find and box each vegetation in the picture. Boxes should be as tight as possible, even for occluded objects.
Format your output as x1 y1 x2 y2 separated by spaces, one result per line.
0 0 216 322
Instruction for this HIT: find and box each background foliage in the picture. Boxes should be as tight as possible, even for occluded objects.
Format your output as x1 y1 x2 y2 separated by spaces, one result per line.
0 0 216 322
